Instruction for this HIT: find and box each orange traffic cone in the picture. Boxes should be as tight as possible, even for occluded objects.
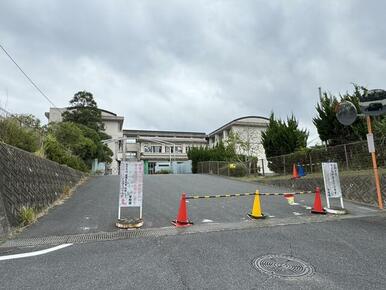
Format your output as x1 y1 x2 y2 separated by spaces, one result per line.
172 193 193 227
291 164 299 179
311 187 326 214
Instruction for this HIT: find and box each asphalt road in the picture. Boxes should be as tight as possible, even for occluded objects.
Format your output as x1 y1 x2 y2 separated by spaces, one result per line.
1 215 386 289
16 174 377 238
1 174 385 289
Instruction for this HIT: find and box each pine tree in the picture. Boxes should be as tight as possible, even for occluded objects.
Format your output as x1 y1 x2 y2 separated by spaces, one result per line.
262 113 308 158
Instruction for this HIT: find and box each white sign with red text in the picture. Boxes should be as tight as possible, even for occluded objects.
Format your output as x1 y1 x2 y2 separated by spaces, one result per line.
118 161 143 219
322 162 344 209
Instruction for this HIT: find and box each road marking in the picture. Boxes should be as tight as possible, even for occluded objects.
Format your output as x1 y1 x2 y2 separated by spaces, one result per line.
0 244 73 261
202 219 214 223
356 206 377 212
293 212 303 216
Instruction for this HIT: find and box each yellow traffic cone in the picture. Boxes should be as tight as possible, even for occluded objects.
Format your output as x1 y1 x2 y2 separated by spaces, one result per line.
247 190 265 219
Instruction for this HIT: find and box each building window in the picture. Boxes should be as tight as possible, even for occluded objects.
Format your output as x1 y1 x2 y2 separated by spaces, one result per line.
144 145 162 153
175 146 183 153
152 146 162 153
144 145 152 153
165 146 173 153
125 152 137 159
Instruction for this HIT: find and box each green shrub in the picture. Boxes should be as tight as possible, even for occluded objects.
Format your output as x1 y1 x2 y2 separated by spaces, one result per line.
229 163 248 177
188 142 236 173
19 206 36 226
0 118 40 152
44 134 88 172
157 169 171 174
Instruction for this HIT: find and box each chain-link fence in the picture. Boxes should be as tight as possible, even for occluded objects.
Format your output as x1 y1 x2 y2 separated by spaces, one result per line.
197 160 264 177
266 139 386 175
197 139 386 177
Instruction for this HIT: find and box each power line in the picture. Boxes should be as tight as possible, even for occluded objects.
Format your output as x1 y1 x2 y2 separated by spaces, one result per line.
0 43 58 108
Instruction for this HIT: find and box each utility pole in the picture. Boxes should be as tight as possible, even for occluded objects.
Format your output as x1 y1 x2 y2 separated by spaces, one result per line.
366 116 383 209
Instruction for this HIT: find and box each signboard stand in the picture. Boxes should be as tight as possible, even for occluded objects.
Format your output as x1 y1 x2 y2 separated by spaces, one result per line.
322 162 347 214
116 161 144 228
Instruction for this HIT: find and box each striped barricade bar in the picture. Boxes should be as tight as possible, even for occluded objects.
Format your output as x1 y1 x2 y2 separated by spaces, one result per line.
185 191 313 200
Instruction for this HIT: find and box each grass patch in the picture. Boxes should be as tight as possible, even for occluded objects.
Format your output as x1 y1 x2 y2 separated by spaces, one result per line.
5 177 89 240
19 206 36 226
62 185 71 197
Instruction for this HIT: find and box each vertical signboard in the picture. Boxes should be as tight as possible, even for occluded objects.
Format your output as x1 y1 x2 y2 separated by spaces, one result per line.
321 162 344 209
118 161 144 219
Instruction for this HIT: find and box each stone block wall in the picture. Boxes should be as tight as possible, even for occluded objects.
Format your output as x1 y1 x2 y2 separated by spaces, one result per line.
0 143 83 237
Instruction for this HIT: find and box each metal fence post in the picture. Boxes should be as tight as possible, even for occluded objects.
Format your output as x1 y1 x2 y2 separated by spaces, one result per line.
309 154 313 173
217 161 219 175
283 155 286 175
261 159 265 176
344 144 349 170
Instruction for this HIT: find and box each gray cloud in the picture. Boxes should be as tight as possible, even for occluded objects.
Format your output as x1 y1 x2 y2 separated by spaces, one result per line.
1 0 386 144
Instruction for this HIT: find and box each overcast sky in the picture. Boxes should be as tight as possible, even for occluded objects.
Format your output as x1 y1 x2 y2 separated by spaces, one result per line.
1 0 386 144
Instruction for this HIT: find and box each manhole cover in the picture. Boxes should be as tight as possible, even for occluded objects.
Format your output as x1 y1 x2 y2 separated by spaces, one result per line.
253 254 314 278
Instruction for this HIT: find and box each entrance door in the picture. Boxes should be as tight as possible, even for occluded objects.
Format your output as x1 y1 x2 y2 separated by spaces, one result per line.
148 162 156 174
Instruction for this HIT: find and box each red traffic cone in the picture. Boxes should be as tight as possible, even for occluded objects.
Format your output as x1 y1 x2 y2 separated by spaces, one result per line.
311 187 326 214
172 193 193 227
291 164 299 179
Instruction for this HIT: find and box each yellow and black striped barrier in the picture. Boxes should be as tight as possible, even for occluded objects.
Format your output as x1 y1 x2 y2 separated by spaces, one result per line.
185 191 313 200
172 189 318 227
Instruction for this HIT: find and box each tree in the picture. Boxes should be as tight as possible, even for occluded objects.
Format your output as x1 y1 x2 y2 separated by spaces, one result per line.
75 123 113 164
225 131 250 162
15 114 41 129
313 86 367 146
262 113 308 158
49 122 113 167
43 134 88 172
61 91 113 166
62 91 104 132
373 116 386 143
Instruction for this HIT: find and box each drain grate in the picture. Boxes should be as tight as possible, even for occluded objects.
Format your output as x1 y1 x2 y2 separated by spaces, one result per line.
0 213 371 249
253 254 314 278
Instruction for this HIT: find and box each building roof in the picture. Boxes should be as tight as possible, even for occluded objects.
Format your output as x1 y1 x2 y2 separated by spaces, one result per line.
123 129 206 139
45 107 120 119
45 107 124 130
208 116 269 137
